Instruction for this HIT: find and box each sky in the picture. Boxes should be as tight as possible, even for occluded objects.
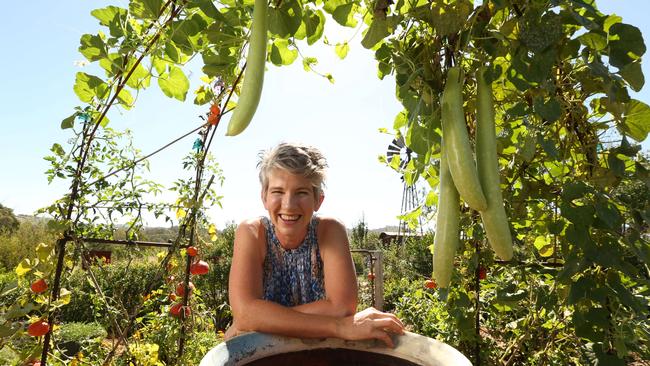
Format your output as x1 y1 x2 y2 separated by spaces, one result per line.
1 1 649 231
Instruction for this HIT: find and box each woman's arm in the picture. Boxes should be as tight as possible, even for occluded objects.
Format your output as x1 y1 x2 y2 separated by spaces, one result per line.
227 218 404 346
290 217 358 317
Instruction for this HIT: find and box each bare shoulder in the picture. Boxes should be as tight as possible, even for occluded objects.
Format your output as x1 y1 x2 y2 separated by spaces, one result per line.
316 216 346 233
235 217 263 236
234 218 266 249
316 216 349 248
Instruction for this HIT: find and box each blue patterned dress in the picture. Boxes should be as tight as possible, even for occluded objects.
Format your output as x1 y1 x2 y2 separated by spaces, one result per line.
261 216 326 307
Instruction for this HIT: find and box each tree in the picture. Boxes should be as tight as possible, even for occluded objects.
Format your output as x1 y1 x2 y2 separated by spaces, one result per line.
0 204 19 234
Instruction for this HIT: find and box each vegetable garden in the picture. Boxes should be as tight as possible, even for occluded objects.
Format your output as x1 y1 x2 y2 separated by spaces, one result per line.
1 0 649 364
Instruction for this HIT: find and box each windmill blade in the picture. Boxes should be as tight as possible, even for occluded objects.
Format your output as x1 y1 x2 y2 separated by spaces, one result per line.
387 137 406 159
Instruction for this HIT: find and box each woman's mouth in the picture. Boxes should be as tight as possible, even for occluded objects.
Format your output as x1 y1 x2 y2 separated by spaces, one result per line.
279 214 300 222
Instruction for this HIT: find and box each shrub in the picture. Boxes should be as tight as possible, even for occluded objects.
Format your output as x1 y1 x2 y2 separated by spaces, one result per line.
59 260 165 330
55 322 107 359
0 218 57 272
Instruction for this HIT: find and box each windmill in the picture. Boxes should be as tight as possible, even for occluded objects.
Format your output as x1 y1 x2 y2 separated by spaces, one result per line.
386 136 423 243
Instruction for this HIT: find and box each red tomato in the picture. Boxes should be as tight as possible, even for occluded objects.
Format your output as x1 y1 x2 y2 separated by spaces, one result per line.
478 267 487 280
187 246 198 257
190 260 210 275
27 319 50 337
208 104 221 126
424 279 437 289
30 279 48 294
175 281 195 297
170 303 191 318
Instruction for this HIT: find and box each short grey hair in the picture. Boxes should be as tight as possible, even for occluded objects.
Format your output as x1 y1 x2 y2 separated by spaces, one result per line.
258 142 328 196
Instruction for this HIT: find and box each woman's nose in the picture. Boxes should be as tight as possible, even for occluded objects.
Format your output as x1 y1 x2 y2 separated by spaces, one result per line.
281 193 295 208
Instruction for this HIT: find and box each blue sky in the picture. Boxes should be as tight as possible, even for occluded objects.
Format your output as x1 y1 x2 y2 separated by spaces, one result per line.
1 1 648 230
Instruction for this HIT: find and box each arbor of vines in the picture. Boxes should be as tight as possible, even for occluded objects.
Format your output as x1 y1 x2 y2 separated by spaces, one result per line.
1 0 648 364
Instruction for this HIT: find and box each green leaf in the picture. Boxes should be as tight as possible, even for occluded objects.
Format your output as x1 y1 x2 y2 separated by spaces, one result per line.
165 41 181 63
91 6 127 37
268 2 303 37
534 236 553 257
157 66 190 101
51 143 65 157
73 72 108 103
608 23 646 68
533 96 561 122
562 181 588 201
332 3 358 27
568 276 595 305
60 113 77 130
574 307 609 342
304 9 325 45
361 18 390 49
124 58 151 89
269 38 298 66
0 324 17 338
79 34 107 62
193 85 214 105
393 111 407 130
621 99 650 142
430 0 472 36
619 61 645 92
607 153 625 176
560 202 595 227
578 31 607 51
302 57 318 72
15 258 32 277
117 88 134 109
335 42 349 59
92 6 125 26
129 0 163 19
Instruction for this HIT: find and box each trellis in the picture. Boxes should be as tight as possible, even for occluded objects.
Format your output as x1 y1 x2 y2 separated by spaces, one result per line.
35 2 249 363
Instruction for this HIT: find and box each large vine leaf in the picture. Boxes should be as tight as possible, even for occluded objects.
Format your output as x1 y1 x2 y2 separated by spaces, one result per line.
91 6 128 37
620 99 650 142
157 66 190 101
608 23 646 68
268 1 303 37
79 34 108 62
430 0 472 36
269 38 298 66
361 17 390 49
129 0 164 20
295 8 325 45
619 61 645 92
73 72 108 103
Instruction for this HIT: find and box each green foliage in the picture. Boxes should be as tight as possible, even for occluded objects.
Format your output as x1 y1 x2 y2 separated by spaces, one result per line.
0 218 56 272
58 260 165 328
55 322 107 359
0 204 19 235
366 0 650 362
191 222 235 331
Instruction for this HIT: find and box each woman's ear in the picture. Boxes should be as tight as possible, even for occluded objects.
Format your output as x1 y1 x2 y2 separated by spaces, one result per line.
314 193 325 212
261 188 268 209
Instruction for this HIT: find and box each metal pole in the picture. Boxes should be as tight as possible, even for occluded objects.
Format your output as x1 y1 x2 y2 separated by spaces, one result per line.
40 236 70 365
372 251 384 311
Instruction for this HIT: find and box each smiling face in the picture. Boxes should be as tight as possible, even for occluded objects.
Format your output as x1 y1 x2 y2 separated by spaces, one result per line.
262 168 324 248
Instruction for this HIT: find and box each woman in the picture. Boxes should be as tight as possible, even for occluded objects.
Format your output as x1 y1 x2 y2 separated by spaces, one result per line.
226 142 404 347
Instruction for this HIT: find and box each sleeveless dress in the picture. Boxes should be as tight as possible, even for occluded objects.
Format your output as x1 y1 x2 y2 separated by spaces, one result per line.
261 216 326 307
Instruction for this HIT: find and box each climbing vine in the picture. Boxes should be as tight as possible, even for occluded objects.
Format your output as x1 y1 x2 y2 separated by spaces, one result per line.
0 0 648 364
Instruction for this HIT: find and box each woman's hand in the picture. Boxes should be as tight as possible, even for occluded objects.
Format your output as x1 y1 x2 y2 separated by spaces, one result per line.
336 307 405 348
224 320 247 340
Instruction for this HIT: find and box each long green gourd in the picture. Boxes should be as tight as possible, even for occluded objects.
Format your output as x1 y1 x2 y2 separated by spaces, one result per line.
226 0 268 136
441 67 488 211
476 67 514 261
433 139 460 288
